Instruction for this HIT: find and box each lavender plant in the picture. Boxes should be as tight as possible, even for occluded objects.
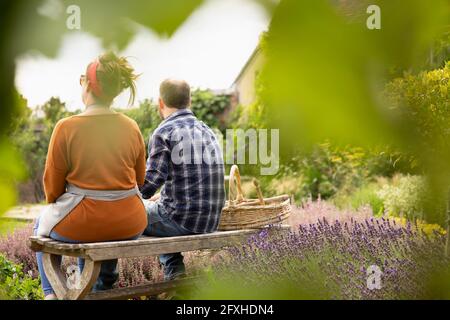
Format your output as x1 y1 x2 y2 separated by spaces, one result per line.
194 217 449 300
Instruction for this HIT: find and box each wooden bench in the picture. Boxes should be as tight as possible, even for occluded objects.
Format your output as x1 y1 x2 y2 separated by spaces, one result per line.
28 226 289 300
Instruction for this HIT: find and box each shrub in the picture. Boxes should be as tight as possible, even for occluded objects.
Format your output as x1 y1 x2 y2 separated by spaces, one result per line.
332 182 385 216
289 142 370 199
385 62 450 155
192 217 449 300
376 175 427 221
191 89 230 130
0 223 37 277
121 99 161 141
384 63 450 224
0 223 162 290
0 255 43 300
266 175 306 204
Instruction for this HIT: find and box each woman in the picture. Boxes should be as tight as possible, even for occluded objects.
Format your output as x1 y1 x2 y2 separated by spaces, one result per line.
34 52 148 300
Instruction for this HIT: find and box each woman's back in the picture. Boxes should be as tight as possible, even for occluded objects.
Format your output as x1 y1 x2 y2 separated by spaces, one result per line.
64 113 145 190
44 111 147 242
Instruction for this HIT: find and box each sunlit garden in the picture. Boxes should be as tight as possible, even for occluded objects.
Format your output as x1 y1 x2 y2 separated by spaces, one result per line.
0 0 449 301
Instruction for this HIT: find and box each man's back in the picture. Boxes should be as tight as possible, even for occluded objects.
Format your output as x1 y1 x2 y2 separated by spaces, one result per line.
141 109 225 234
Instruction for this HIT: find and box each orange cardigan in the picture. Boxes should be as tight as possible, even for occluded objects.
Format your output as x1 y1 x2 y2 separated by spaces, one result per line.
44 112 148 242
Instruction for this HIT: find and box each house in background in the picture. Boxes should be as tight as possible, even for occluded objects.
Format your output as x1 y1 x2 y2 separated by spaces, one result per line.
231 45 265 107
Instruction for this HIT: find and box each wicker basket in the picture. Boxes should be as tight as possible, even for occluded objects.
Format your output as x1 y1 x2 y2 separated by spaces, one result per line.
218 165 291 231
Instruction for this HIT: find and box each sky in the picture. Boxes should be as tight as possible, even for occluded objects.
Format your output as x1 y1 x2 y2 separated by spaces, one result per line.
15 0 270 111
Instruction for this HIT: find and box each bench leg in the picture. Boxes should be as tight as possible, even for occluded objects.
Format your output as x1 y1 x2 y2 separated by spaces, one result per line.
42 253 101 300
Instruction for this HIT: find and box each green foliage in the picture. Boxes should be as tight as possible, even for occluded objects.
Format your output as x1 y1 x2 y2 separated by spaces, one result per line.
230 72 269 130
332 174 446 224
384 63 450 223
9 97 76 202
190 89 230 130
262 0 448 148
266 175 306 203
332 182 385 216
297 143 369 199
251 141 417 205
0 255 43 300
426 29 450 71
120 99 161 141
384 63 450 168
275 143 409 201
0 91 27 215
377 175 427 221
231 101 268 130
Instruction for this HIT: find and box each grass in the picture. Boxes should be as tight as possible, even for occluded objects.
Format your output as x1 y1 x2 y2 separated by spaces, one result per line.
0 219 29 237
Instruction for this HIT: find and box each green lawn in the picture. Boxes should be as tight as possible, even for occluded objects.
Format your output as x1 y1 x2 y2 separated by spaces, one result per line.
0 219 29 237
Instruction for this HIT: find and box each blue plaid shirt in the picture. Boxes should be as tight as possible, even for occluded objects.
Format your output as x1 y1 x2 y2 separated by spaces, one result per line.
140 109 225 234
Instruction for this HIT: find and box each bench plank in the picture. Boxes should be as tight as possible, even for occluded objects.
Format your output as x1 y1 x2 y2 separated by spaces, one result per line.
84 277 197 300
30 229 259 250
28 225 290 300
85 232 257 261
28 226 290 261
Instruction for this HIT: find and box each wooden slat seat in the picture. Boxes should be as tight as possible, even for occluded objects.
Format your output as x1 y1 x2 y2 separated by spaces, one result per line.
28 225 290 300
28 229 262 261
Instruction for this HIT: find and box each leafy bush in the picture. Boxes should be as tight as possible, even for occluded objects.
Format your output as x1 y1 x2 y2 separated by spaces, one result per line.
385 62 450 154
0 223 38 277
190 89 230 130
9 97 77 202
266 175 306 203
377 175 427 221
384 63 450 224
332 182 385 216
120 99 161 142
231 101 268 131
0 255 43 300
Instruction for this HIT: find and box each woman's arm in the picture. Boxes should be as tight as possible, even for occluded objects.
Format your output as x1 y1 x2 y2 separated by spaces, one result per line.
43 121 69 203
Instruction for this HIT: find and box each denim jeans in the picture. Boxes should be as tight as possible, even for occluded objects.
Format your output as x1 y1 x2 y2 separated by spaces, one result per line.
143 201 195 281
33 217 139 296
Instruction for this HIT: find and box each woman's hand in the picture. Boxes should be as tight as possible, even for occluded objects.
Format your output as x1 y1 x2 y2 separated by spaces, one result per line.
150 193 161 202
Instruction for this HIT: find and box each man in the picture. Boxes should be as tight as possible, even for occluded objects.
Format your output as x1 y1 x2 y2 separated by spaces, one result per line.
140 79 226 281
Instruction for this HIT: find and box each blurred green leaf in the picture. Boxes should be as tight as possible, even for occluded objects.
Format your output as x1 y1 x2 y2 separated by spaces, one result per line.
0 0 205 218
0 140 26 216
9 0 205 56
261 0 448 149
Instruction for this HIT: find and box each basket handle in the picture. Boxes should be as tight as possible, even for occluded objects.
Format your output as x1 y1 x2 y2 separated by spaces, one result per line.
228 165 245 205
253 179 266 205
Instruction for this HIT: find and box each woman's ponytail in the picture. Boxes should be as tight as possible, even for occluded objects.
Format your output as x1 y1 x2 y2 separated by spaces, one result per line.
90 52 139 106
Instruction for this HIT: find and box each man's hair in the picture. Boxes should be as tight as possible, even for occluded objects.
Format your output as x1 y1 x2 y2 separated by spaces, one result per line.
160 79 191 109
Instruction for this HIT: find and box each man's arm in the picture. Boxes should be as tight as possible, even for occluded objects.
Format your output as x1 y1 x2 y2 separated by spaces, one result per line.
140 133 171 199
